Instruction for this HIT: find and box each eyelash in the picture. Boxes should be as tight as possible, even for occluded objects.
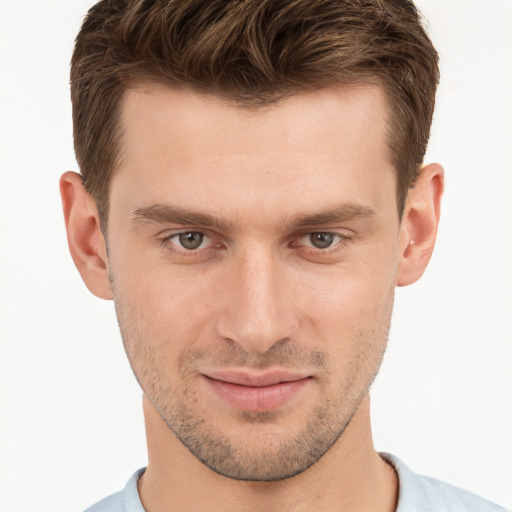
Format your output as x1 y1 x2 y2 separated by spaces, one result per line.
158 230 351 258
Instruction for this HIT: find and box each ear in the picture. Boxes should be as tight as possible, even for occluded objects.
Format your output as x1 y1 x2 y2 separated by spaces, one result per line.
60 171 112 299
396 163 444 287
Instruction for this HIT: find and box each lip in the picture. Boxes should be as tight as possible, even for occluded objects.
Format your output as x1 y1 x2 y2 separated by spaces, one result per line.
202 370 312 412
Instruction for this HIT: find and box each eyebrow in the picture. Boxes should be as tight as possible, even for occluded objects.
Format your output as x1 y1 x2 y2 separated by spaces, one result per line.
289 203 376 230
131 204 235 231
130 202 376 231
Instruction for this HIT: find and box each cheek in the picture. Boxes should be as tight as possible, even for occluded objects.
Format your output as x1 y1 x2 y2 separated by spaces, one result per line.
294 245 398 372
298 255 397 330
110 249 219 366
300 275 395 396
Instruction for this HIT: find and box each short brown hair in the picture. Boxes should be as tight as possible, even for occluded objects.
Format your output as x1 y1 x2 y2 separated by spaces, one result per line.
71 0 439 222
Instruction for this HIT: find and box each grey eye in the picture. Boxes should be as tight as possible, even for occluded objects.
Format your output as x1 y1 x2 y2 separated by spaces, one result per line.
178 232 204 250
309 233 335 249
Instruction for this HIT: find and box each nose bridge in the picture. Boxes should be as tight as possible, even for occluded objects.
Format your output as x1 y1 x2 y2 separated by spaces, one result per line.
217 242 294 353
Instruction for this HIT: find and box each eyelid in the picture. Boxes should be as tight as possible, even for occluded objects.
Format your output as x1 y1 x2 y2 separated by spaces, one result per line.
293 230 352 252
296 229 351 240
157 227 213 241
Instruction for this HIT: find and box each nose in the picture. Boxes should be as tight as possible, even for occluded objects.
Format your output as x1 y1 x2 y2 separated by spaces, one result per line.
216 244 298 354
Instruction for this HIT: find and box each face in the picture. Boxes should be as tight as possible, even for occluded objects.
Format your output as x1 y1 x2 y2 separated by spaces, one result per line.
107 85 401 481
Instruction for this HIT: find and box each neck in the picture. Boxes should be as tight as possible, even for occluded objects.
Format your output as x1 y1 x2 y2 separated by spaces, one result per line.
138 394 398 512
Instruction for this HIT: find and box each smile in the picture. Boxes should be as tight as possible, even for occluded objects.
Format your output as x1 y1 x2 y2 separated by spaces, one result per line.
202 371 313 412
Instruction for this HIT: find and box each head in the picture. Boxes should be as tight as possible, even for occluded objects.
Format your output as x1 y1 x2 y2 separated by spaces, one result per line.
62 0 443 482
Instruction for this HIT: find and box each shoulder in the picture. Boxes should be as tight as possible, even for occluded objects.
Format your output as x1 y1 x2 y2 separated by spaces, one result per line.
84 468 146 512
381 453 508 512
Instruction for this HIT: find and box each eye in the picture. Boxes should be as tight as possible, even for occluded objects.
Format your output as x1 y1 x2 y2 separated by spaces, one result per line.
308 232 336 249
170 231 208 250
301 232 345 249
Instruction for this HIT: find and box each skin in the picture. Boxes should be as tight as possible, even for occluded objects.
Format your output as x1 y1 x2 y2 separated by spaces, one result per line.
61 84 443 512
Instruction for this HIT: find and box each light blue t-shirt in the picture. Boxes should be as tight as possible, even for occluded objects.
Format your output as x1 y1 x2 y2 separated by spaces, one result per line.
85 453 508 512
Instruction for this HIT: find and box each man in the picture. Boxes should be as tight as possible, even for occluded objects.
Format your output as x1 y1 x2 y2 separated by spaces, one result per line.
60 1 507 511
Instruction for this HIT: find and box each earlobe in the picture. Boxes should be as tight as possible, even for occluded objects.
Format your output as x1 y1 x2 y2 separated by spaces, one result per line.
396 163 444 287
60 171 113 299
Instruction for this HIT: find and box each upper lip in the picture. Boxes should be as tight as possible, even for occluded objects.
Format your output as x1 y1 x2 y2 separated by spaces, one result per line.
203 370 311 387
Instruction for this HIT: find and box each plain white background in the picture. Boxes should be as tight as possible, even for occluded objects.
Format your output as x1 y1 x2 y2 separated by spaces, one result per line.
0 1 511 510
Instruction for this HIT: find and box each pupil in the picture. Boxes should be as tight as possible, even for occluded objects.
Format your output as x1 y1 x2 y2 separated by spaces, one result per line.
311 233 334 249
179 232 204 250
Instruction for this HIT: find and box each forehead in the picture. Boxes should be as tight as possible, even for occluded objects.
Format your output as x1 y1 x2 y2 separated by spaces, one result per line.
111 84 395 225
120 82 390 157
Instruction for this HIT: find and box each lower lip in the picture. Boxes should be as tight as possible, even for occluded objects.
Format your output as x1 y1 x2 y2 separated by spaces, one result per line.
204 376 311 412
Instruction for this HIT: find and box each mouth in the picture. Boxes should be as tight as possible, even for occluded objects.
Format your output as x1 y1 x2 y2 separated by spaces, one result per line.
202 370 313 412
